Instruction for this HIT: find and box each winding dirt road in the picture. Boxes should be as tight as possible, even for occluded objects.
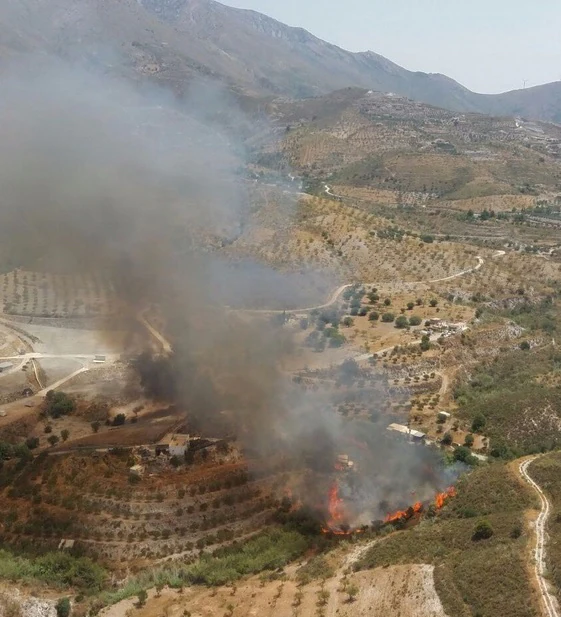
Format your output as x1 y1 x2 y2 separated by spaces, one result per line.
240 253 491 316
520 457 560 617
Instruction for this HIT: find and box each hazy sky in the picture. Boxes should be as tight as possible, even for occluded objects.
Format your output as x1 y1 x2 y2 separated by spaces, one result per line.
222 0 561 94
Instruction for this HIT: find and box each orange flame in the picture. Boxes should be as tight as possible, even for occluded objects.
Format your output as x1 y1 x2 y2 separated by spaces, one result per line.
384 501 422 524
435 487 456 509
326 481 345 525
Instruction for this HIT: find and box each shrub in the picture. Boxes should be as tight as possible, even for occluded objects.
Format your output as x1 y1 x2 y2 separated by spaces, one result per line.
382 313 395 323
429 299 438 307
395 315 408 329
464 434 475 448
409 315 422 326
137 589 147 607
25 437 40 450
56 597 71 617
368 311 379 321
91 421 101 433
472 520 494 541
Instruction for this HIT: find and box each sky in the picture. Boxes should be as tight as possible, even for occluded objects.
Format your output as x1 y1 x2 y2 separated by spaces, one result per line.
221 0 561 94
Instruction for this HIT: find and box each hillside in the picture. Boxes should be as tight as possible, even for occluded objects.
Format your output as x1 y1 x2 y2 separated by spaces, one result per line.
0 0 560 122
256 88 561 203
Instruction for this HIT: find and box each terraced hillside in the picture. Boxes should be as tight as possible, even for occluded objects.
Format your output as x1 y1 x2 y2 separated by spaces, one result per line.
0 447 283 568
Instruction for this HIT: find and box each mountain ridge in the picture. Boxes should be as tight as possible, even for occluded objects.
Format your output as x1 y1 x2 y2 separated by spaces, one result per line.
0 0 559 123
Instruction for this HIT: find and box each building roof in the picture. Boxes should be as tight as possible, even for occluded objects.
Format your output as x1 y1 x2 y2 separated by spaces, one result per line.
387 423 426 439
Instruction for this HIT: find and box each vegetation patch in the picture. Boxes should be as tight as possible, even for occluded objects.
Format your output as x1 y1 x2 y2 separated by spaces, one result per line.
354 463 538 617
454 345 561 457
0 549 106 592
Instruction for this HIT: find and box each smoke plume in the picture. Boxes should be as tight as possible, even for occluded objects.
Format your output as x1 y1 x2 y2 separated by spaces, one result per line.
0 56 456 528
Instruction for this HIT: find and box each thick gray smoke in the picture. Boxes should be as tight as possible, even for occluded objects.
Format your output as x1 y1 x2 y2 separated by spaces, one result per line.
0 57 455 527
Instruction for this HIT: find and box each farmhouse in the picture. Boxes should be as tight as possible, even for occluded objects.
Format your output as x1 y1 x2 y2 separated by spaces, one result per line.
387 423 426 443
169 434 190 457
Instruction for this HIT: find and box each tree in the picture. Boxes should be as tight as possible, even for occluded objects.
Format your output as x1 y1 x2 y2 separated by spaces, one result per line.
471 413 486 433
381 313 395 323
409 315 422 326
346 583 359 602
407 302 415 310
136 590 148 607
91 421 101 433
112 413 126 426
472 520 494 541
464 434 475 448
342 316 354 327
56 597 71 617
441 432 453 446
416 298 423 306
155 583 164 597
25 436 40 450
384 298 392 306
61 429 70 442
48 435 60 447
368 311 379 322
395 315 408 329
45 391 75 419
429 299 438 308
454 446 477 465
519 341 530 351
420 335 431 352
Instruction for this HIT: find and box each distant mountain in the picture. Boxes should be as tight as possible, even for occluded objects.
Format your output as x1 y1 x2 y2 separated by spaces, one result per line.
1 0 560 123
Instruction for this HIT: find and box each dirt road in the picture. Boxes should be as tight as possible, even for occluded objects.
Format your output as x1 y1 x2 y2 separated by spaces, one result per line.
520 457 560 617
240 254 488 317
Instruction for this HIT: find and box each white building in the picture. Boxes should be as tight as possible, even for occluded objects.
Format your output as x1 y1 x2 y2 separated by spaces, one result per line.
169 434 190 458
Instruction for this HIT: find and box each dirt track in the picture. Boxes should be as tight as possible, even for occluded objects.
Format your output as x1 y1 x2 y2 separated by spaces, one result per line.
520 457 560 617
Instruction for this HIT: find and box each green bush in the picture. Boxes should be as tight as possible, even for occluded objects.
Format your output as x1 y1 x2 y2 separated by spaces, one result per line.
409 315 422 326
472 520 494 541
382 313 395 323
56 597 71 617
395 315 408 329
44 391 75 419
